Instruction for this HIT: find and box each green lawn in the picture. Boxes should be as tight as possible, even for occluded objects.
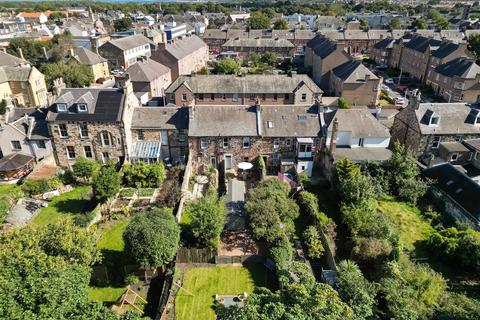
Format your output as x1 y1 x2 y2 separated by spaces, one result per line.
378 197 434 253
87 286 125 304
175 264 274 320
32 186 94 226
89 218 133 304
0 184 22 222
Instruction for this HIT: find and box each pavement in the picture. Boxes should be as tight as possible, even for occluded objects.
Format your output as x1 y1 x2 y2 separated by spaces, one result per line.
225 179 246 231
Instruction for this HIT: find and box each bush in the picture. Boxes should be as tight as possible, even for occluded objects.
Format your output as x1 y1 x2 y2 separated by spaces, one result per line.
122 162 165 188
303 226 324 260
297 191 332 227
21 179 50 196
137 188 155 197
73 211 96 227
72 157 100 181
124 273 139 286
338 97 350 109
47 177 63 190
269 235 293 270
59 170 76 185
119 188 136 198
257 156 266 179
93 163 121 202
0 199 9 223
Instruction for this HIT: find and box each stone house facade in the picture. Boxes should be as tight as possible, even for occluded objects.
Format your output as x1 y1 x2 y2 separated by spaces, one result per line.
47 79 138 168
165 74 323 107
371 37 395 65
221 38 296 59
390 94 480 164
130 106 188 163
68 47 110 83
126 57 172 99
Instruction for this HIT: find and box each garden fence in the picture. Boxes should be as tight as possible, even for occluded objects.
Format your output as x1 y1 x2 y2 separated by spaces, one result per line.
176 247 216 264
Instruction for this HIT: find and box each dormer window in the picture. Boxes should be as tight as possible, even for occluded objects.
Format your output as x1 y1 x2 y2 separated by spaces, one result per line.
57 103 67 112
77 103 88 112
475 113 480 126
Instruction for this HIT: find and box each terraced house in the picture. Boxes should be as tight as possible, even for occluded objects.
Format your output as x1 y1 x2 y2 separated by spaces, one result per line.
47 78 138 168
165 74 323 106
426 57 480 103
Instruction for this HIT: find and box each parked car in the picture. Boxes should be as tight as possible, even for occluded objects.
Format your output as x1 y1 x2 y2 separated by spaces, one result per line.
385 78 394 85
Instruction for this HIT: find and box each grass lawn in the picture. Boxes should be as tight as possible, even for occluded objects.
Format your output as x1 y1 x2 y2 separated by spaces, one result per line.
89 218 133 304
32 185 95 226
175 264 274 320
87 286 125 304
377 197 434 254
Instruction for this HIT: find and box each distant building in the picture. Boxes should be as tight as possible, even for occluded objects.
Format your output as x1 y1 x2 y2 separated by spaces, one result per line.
98 34 153 69
126 57 171 99
221 38 295 59
151 34 208 81
67 47 110 82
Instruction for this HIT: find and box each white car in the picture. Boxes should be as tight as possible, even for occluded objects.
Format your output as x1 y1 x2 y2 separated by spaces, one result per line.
395 97 406 106
384 78 394 85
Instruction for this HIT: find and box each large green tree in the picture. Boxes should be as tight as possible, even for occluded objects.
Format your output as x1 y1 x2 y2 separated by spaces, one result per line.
113 16 133 32
72 157 100 182
247 11 272 29
184 191 226 249
468 34 480 64
273 18 289 30
40 62 94 89
6 37 50 63
214 58 239 74
0 220 116 319
123 207 180 268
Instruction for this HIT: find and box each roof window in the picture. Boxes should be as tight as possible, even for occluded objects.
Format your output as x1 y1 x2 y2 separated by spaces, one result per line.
57 103 67 112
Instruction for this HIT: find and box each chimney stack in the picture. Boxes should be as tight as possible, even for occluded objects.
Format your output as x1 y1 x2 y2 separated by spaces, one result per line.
52 78 65 97
329 118 338 155
17 47 24 60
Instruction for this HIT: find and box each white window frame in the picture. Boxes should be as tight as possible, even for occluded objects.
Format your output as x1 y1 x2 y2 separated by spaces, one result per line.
57 103 67 112
102 152 109 164
300 93 307 102
66 146 76 159
200 138 208 149
432 136 441 149
451 153 459 161
137 130 144 141
79 123 88 138
181 93 187 101
273 139 280 149
11 140 21 150
77 103 88 112
223 138 229 149
243 137 251 148
101 132 112 147
58 124 68 138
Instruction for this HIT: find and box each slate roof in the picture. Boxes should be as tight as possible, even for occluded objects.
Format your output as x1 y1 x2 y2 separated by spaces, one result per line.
434 57 480 78
131 106 188 130
71 47 106 65
261 105 321 137
166 74 322 95
104 34 153 51
404 35 442 53
0 65 32 83
333 147 392 162
223 38 294 48
9 108 50 140
332 60 378 83
47 88 125 122
432 41 462 58
0 51 27 66
373 37 394 50
161 35 207 60
126 58 170 82
307 35 341 58
423 163 480 220
189 105 258 137
399 102 480 135
325 109 390 138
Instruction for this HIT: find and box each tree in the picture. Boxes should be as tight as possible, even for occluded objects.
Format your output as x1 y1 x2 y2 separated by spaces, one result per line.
359 18 369 30
338 97 350 109
303 226 324 259
214 58 239 74
40 62 94 89
335 158 376 204
247 11 272 29
49 11 64 21
93 163 121 202
427 9 442 21
72 157 100 181
412 18 428 29
123 207 180 268
436 17 450 29
0 220 114 319
337 260 377 319
389 17 401 29
184 191 226 249
7 37 50 63
436 292 480 320
468 34 480 64
273 18 289 30
114 16 133 32
49 31 74 62
261 52 277 65
262 7 276 19
386 141 427 204
246 179 299 244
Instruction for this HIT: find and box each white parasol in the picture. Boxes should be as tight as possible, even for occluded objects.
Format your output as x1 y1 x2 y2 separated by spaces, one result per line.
237 162 253 170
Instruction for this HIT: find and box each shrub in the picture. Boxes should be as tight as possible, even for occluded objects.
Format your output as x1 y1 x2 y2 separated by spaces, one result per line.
303 226 324 260
59 170 76 185
257 156 266 179
122 162 165 188
93 163 121 202
0 199 9 223
297 191 332 227
72 157 100 181
47 177 63 190
73 211 96 227
338 97 350 109
124 273 139 286
21 179 50 196
119 188 136 198
137 188 155 197
269 235 293 270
